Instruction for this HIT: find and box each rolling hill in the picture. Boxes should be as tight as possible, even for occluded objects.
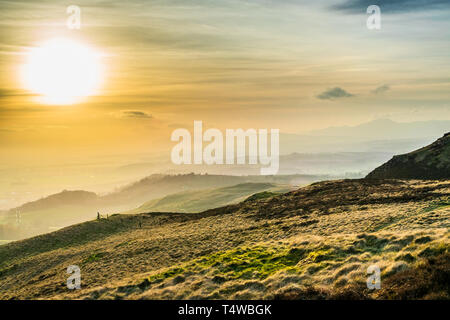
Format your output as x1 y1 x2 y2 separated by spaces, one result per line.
0 179 448 299
129 183 292 214
0 174 321 241
367 133 450 180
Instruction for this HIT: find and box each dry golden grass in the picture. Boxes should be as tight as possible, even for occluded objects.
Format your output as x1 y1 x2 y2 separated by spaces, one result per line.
0 179 448 299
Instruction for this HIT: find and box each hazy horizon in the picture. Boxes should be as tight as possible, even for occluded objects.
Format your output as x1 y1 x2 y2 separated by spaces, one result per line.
0 117 448 210
1 0 449 219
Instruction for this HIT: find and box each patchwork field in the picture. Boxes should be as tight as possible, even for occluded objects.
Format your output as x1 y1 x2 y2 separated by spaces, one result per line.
0 179 449 299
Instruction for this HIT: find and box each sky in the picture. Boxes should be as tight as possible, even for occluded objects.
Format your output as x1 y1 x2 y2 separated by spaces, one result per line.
0 0 450 164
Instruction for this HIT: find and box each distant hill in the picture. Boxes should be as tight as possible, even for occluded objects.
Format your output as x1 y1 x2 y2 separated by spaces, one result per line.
0 173 322 240
100 173 327 209
366 133 450 179
130 183 291 213
14 190 98 213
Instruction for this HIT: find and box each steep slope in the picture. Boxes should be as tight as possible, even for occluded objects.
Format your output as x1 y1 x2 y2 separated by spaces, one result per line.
366 133 450 180
0 179 448 300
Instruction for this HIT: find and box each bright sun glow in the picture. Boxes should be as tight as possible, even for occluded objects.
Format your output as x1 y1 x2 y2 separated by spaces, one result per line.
22 38 102 105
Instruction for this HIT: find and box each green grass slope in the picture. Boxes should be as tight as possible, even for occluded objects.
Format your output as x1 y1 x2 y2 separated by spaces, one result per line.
130 183 291 213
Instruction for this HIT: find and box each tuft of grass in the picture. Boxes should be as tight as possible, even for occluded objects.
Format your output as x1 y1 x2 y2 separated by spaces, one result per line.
422 199 450 213
354 234 389 253
83 252 106 263
114 241 129 248
395 253 416 263
376 252 450 299
418 242 449 258
147 267 185 283
142 246 308 285
0 264 17 277
306 249 336 263
194 246 307 280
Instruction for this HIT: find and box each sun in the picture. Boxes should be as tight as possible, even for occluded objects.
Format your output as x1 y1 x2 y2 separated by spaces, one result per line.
22 38 103 105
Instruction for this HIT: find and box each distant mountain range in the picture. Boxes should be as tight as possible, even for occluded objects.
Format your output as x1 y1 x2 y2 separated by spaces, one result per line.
367 132 450 179
280 119 450 154
308 118 450 140
118 152 391 177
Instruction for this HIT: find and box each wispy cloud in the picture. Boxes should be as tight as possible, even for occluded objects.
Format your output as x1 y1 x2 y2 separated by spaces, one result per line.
0 88 33 98
372 84 390 94
116 110 153 119
317 87 354 100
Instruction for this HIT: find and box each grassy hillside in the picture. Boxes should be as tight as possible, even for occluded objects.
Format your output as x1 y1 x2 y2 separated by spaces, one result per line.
367 132 450 179
129 183 292 213
0 179 448 299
